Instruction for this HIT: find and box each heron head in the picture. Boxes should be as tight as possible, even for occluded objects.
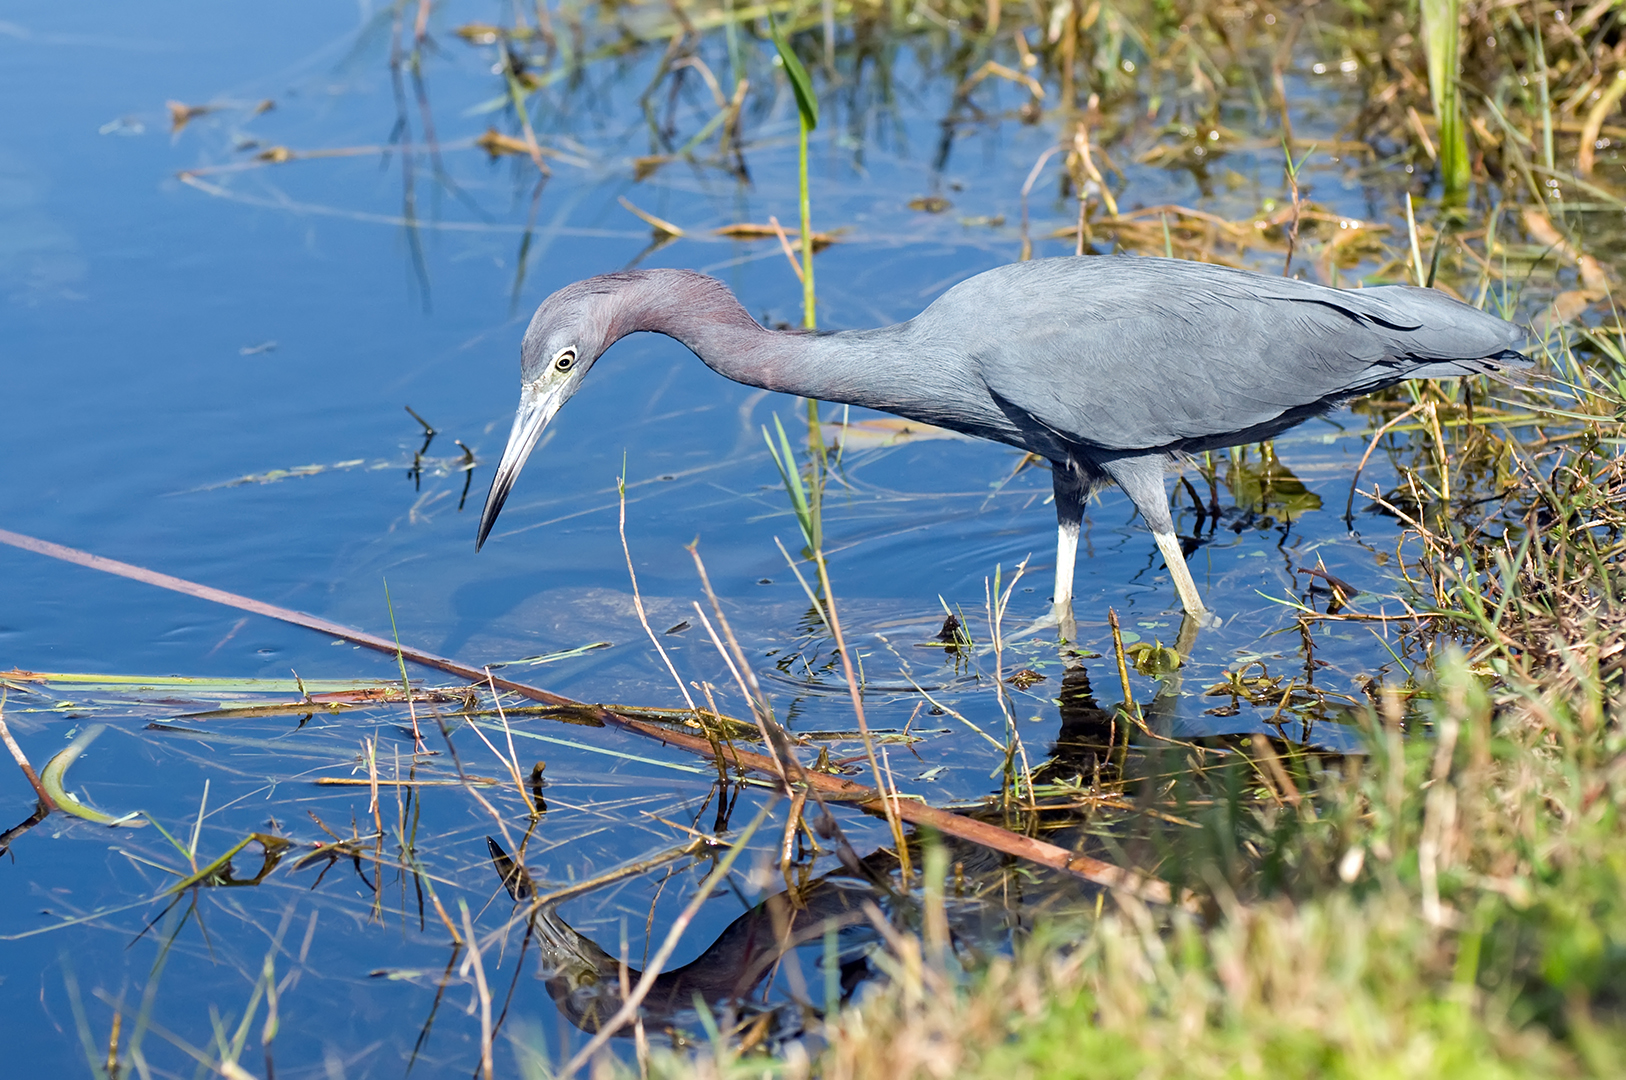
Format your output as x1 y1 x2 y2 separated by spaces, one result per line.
476 281 624 550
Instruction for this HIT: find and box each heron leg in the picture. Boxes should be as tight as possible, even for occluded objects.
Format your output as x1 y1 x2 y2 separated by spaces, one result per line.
1101 455 1218 626
1154 530 1211 622
1051 465 1087 640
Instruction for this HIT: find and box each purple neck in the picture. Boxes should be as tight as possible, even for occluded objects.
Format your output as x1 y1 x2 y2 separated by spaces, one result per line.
610 271 812 395
578 269 941 423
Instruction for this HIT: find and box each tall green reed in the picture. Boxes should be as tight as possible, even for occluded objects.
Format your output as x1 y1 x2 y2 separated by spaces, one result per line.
1421 0 1469 200
769 14 818 330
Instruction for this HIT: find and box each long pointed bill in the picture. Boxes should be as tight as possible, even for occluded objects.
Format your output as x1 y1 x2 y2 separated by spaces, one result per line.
476 381 568 550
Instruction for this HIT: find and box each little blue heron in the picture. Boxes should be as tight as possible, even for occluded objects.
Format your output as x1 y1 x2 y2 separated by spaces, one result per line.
477 256 1529 628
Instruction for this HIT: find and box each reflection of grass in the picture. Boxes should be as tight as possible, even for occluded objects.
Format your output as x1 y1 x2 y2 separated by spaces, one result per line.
175 0 1626 323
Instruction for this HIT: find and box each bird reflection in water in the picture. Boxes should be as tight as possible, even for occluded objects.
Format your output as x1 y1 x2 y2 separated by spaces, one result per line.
481 653 1185 1055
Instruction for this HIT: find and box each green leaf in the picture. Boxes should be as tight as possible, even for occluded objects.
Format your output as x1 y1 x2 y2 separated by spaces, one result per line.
763 415 820 552
768 14 818 131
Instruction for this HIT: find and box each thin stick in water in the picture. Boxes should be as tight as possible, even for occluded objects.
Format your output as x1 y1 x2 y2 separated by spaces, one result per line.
0 691 55 812
457 902 495 1080
618 468 698 714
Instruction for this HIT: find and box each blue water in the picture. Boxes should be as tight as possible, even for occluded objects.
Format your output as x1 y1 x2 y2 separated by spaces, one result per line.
1 2 1496 1074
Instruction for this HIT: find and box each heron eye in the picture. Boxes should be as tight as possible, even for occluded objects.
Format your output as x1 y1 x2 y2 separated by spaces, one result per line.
554 350 576 371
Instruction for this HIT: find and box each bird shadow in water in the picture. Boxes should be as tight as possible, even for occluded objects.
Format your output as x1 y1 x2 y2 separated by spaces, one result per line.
467 664 1179 1058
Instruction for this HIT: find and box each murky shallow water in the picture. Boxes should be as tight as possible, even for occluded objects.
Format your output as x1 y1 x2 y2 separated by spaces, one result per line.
0 1 1559 1073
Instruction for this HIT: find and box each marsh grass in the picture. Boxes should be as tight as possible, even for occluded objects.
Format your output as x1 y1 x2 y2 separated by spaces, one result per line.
782 643 1626 1079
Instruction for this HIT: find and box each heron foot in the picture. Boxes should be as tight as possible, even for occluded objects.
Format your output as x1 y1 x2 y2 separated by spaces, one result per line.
1008 603 1078 644
1055 604 1078 644
1009 609 1060 642
1181 607 1222 631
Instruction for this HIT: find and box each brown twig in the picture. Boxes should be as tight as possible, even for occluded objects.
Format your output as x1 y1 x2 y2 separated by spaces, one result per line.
1108 608 1134 708
768 215 806 284
0 691 56 812
0 527 1175 904
0 805 49 856
617 195 686 238
1344 403 1427 523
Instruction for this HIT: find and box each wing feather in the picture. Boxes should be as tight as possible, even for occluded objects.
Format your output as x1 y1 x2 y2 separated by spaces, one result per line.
928 257 1528 453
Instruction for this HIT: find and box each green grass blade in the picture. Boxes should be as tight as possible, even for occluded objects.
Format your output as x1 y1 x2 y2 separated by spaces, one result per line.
764 415 820 552
768 13 818 130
